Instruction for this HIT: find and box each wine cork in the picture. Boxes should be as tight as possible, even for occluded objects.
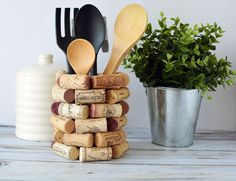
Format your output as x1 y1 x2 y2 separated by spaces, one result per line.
91 73 129 89
75 89 105 104
50 115 75 133
107 116 128 131
112 141 129 158
51 141 79 160
59 74 91 90
119 72 129 86
75 118 107 134
58 102 89 119
62 133 94 147
56 70 67 86
90 103 122 118
51 102 60 115
106 87 130 104
79 147 112 162
53 127 64 143
95 130 126 147
120 101 129 115
52 84 75 103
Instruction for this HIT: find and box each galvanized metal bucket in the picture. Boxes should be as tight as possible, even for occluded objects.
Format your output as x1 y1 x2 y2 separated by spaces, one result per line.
146 87 202 147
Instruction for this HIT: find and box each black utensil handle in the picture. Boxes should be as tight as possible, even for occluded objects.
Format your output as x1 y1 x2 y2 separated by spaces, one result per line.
102 16 109 53
66 58 75 74
90 56 97 75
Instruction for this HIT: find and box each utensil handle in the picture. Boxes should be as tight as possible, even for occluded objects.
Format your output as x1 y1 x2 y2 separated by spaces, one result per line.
66 57 75 74
103 49 123 75
102 16 109 53
90 56 97 75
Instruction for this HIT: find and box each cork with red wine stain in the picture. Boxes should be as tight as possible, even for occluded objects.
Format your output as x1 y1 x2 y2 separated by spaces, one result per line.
51 102 60 115
107 116 128 131
75 118 107 134
119 101 129 115
52 84 75 103
51 102 89 119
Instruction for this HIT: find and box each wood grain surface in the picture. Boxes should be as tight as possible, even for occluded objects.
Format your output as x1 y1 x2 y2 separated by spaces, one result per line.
0 126 236 180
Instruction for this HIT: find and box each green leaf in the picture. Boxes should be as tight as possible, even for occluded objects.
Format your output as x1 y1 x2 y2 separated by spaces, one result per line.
191 57 197 68
215 33 223 38
162 59 168 64
175 17 180 25
203 56 209 65
182 54 188 62
230 70 236 75
193 45 200 55
197 59 204 66
167 53 173 60
158 20 164 28
180 46 189 52
160 11 164 17
146 23 152 34
198 27 203 32
194 44 199 50
164 62 174 72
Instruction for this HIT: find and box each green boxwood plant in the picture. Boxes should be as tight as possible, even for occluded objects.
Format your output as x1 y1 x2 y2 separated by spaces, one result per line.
123 12 236 98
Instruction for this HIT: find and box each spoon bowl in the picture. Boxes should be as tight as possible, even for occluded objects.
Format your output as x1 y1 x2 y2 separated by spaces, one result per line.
67 39 95 75
103 4 148 74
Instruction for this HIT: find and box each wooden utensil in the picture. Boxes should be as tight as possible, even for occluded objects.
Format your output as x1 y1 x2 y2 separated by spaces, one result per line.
103 4 148 74
67 39 95 75
75 4 106 75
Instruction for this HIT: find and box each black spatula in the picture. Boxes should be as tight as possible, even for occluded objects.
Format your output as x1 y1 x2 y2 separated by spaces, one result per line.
55 8 79 74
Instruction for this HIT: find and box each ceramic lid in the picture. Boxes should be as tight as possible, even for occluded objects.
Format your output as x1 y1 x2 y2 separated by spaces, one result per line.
17 54 62 76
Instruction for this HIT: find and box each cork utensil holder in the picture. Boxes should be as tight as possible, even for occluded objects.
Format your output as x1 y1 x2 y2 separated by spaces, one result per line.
50 71 130 162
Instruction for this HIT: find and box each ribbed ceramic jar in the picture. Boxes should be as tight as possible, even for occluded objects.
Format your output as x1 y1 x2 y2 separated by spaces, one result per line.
15 54 60 141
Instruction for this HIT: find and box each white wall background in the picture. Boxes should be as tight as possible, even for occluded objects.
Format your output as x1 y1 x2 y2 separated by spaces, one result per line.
0 0 236 131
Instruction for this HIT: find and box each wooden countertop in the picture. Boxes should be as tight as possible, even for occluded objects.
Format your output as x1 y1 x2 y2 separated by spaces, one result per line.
0 126 236 180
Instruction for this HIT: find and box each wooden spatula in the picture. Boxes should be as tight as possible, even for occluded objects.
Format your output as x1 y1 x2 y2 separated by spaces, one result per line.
103 4 148 74
67 39 95 75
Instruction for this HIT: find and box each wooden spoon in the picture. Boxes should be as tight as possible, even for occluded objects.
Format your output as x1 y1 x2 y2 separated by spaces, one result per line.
103 4 148 74
67 39 95 75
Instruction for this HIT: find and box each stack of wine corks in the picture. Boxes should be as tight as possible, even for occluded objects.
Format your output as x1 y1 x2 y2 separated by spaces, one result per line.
50 70 130 162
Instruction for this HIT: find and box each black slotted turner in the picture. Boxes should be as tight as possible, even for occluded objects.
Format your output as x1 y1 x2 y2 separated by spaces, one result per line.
55 8 79 74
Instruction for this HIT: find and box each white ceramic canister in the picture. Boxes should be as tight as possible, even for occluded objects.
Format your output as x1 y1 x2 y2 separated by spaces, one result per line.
15 54 61 141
